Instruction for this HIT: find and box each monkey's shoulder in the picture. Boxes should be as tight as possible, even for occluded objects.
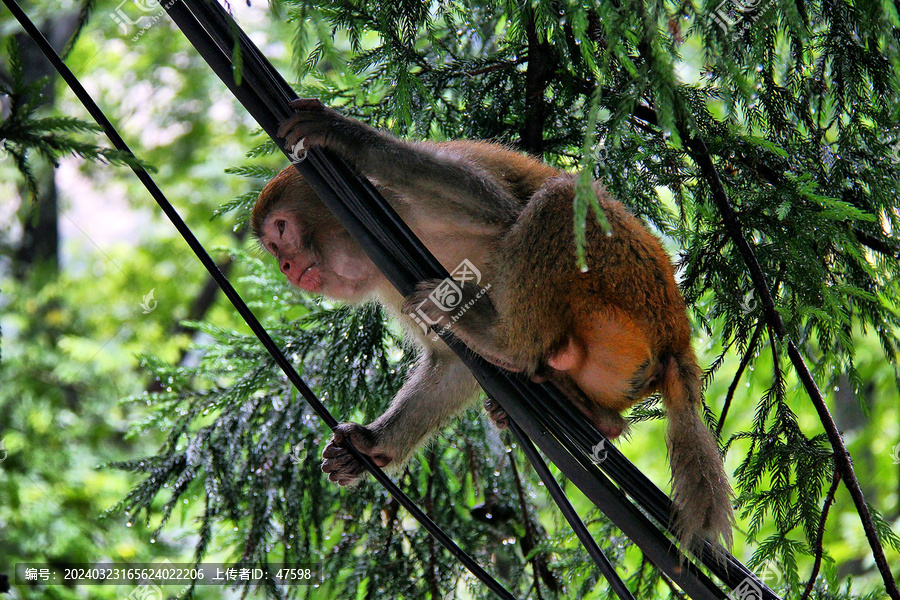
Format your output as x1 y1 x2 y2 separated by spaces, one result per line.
417 140 562 202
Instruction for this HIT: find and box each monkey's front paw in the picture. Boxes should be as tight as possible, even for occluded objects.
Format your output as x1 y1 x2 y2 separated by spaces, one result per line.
278 98 342 152
321 422 394 486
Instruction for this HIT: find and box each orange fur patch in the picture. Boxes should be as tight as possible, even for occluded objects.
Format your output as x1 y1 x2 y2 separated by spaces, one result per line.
556 308 653 412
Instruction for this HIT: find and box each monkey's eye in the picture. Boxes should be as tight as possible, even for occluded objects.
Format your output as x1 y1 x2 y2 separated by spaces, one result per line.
270 243 278 255
276 220 286 236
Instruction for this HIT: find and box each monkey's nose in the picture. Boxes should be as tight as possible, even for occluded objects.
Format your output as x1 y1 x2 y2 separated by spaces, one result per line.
280 259 292 275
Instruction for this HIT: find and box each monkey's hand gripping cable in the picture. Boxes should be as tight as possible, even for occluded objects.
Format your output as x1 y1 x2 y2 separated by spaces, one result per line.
3 1 783 599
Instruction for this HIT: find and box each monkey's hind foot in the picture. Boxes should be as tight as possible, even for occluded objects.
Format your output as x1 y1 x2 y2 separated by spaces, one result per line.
483 397 509 429
549 376 629 439
321 422 394 486
574 402 629 439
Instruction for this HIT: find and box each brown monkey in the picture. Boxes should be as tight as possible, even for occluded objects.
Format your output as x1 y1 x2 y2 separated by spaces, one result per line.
252 98 734 550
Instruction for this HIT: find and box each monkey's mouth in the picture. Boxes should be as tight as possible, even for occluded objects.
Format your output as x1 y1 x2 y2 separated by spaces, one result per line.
297 263 322 292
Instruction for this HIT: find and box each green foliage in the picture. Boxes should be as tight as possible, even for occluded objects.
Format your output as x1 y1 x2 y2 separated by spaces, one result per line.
0 39 140 198
0 271 201 600
0 2 284 596
214 164 279 226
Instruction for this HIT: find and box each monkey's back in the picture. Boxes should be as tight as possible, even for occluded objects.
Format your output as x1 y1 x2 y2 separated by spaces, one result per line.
490 175 692 367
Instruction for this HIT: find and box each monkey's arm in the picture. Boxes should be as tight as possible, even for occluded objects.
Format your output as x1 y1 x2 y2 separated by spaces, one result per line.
279 99 523 227
321 351 481 485
401 279 528 372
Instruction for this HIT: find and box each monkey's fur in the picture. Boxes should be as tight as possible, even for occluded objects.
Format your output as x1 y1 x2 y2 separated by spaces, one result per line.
252 99 734 551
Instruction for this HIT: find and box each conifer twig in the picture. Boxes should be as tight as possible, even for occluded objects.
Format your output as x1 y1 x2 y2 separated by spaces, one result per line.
509 449 555 598
716 321 765 436
800 468 841 600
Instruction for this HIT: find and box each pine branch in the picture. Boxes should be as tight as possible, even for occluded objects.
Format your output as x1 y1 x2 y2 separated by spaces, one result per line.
800 468 840 600
853 228 900 259
681 120 900 600
509 448 556 598
716 320 765 436
520 5 555 155
0 39 144 197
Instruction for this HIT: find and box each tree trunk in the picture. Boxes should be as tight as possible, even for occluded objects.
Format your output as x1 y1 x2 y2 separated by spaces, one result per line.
11 10 82 277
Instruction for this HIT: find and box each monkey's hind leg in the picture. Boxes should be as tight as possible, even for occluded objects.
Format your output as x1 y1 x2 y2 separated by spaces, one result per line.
546 375 629 439
401 279 534 373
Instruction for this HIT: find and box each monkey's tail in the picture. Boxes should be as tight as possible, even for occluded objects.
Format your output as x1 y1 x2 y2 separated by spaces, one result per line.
661 353 735 553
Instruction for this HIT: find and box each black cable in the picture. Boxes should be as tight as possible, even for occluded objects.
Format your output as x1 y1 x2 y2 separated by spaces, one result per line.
507 420 636 600
0 3 519 599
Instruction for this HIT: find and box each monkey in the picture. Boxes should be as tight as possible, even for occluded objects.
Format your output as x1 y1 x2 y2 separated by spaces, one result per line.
251 98 734 551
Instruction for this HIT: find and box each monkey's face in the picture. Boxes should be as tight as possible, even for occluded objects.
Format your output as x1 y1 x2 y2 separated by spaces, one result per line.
260 207 377 302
